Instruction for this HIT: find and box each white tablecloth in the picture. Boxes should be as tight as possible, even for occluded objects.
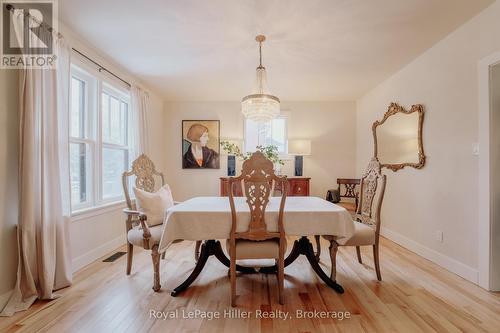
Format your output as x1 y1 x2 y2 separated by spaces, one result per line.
158 196 355 253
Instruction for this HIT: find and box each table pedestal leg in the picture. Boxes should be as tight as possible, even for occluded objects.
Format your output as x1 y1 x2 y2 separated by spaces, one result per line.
259 236 344 294
314 235 321 260
171 240 255 297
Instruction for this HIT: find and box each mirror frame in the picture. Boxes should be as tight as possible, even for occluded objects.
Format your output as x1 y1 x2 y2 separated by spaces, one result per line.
372 102 426 172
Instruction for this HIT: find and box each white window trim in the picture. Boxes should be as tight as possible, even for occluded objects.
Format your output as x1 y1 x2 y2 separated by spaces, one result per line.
70 60 132 215
71 200 127 222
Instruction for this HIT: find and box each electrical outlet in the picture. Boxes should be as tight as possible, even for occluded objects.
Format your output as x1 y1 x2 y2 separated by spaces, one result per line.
473 143 480 156
435 230 443 243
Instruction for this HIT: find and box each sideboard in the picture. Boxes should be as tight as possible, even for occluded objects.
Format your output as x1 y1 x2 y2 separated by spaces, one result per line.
219 177 310 196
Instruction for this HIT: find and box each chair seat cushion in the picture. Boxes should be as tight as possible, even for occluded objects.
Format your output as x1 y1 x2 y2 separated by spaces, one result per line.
225 238 285 260
127 225 164 247
337 221 375 246
337 201 357 212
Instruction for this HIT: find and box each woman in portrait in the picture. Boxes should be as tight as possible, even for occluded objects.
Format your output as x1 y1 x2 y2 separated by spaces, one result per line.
183 123 220 169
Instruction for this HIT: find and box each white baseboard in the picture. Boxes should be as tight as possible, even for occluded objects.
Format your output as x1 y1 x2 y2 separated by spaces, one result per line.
72 235 126 273
380 227 479 284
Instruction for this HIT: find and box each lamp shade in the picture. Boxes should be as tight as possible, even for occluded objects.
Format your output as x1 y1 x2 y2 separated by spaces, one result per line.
288 140 311 155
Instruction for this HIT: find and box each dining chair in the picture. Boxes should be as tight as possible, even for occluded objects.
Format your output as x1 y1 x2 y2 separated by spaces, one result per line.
226 151 288 306
122 154 202 291
335 178 361 213
316 178 361 259
327 158 386 281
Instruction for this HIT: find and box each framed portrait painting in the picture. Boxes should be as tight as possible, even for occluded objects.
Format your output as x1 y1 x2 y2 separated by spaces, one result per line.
182 120 220 169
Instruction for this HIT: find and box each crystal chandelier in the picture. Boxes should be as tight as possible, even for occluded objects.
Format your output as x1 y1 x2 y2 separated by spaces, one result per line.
241 35 280 122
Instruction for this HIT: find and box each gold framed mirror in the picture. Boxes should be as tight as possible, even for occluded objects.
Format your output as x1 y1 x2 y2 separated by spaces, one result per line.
372 103 425 172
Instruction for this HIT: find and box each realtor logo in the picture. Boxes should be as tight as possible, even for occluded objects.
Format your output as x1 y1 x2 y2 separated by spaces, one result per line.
1 0 57 68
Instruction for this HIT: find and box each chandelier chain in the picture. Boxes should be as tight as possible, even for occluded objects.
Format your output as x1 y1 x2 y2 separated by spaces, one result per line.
259 40 263 68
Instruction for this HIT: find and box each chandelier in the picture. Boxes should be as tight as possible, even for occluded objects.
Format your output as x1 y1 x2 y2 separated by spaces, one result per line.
241 35 280 122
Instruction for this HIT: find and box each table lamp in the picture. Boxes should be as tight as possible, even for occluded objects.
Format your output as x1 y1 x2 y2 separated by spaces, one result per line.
288 139 311 176
221 139 243 176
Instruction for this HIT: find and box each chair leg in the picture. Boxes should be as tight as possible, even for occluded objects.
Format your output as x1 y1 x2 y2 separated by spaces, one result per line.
329 240 339 281
151 244 161 292
277 252 285 305
356 246 362 264
230 247 237 307
373 244 382 281
126 242 133 275
194 241 202 262
314 235 321 261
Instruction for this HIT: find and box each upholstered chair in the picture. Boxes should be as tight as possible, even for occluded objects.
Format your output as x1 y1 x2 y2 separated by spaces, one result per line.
122 154 202 291
326 158 386 281
226 151 288 306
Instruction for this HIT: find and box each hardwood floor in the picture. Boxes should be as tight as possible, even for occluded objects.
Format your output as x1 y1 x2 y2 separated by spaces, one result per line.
1 236 500 333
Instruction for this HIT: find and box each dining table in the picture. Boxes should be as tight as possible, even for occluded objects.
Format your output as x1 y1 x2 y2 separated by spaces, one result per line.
158 196 355 296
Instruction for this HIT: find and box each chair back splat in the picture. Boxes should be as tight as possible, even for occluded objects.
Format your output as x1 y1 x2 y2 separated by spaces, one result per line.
356 157 386 236
228 151 287 241
122 154 165 210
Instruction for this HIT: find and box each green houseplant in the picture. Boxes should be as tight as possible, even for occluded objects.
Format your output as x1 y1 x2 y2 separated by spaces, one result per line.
220 140 284 167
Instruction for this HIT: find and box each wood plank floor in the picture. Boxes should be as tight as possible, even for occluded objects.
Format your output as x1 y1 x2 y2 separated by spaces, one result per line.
1 236 500 333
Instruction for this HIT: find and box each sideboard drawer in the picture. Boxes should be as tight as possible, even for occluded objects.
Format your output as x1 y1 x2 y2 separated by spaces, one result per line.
289 180 309 196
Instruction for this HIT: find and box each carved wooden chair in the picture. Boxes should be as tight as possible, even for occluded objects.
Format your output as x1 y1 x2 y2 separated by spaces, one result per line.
327 158 386 281
226 151 288 306
336 178 361 213
122 154 202 291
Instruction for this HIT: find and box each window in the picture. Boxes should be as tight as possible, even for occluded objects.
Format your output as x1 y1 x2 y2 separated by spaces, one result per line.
244 115 288 154
101 87 129 200
70 64 131 212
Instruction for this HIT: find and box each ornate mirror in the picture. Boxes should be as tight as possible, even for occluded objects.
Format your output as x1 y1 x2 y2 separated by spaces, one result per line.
372 103 425 172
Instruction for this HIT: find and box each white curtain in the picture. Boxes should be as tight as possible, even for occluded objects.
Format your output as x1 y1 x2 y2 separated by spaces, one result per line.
0 20 72 316
130 86 150 158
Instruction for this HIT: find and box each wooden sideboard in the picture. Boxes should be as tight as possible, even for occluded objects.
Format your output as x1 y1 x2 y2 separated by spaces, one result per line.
220 177 310 197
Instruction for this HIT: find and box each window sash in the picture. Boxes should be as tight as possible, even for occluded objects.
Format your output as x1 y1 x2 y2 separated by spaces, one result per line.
100 145 129 203
70 76 86 139
244 115 288 154
101 92 129 146
69 139 94 211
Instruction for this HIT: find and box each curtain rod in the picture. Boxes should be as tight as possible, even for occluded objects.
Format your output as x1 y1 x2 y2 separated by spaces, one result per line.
71 48 131 88
5 3 132 88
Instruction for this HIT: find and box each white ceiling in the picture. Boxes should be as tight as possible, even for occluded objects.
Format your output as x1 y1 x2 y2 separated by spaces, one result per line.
60 0 493 101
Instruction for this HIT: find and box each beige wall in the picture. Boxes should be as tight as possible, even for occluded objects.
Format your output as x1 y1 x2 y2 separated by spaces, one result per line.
163 101 356 201
0 70 19 299
356 1 500 282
